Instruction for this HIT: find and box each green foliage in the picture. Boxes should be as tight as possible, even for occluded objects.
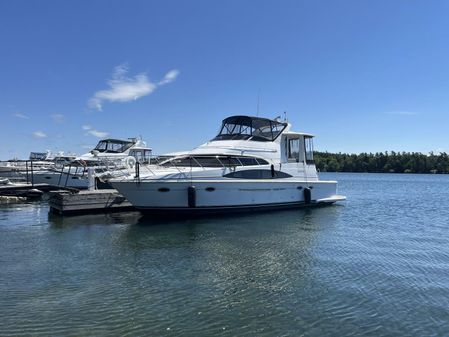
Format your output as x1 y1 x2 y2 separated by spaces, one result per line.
314 151 449 174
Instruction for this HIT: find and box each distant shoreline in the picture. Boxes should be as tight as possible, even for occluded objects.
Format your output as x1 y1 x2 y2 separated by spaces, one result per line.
314 151 449 174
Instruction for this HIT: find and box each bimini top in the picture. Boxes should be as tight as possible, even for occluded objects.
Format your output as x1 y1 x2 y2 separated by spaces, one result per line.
93 138 136 154
212 115 287 142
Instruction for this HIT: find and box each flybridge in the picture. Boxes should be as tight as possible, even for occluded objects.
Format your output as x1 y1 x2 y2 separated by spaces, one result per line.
212 116 287 142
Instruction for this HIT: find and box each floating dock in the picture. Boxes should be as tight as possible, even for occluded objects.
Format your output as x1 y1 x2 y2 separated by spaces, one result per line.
0 182 75 198
49 189 134 215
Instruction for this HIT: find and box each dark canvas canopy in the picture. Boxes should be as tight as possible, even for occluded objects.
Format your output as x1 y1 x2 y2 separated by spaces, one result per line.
93 139 136 153
213 116 287 142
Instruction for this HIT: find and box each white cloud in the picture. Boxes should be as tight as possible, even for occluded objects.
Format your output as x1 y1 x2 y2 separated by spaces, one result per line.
88 65 179 111
158 69 180 85
13 112 30 119
81 125 108 138
384 111 418 116
88 129 109 138
33 131 47 138
52 113 65 124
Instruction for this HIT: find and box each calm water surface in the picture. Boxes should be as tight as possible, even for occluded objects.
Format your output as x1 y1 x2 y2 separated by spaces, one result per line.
1 173 449 336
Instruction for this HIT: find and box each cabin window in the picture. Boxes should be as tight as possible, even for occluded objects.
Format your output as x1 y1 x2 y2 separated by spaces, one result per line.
288 139 300 162
160 155 269 168
305 137 314 163
224 169 292 179
94 140 134 153
130 149 151 164
95 141 107 152
213 116 287 142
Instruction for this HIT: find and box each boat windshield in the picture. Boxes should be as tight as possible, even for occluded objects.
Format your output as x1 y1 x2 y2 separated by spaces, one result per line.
213 116 287 142
94 139 135 153
29 152 48 160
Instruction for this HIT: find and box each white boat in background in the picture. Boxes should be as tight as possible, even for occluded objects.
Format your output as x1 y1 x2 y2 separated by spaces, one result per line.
75 138 151 166
0 151 75 180
32 138 151 189
109 115 346 215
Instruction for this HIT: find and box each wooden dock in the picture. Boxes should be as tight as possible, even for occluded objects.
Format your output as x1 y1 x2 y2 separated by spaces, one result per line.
0 182 75 198
49 189 135 215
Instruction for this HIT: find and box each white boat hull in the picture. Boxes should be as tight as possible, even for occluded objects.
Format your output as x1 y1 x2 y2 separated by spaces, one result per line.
111 179 345 214
32 171 89 189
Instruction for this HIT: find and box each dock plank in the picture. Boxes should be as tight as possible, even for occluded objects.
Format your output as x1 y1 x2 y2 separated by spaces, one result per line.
49 189 134 215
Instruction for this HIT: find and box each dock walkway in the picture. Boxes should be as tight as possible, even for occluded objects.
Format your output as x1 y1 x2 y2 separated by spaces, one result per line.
49 189 134 215
0 182 76 197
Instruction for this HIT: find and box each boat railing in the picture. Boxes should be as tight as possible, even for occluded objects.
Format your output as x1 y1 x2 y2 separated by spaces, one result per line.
68 153 269 182
0 159 53 185
128 154 256 180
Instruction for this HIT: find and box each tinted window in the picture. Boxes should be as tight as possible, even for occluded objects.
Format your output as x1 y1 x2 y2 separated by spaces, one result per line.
213 116 287 142
224 169 292 179
160 156 269 168
94 140 134 153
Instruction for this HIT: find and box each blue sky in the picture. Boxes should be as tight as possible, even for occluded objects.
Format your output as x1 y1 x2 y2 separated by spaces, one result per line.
1 0 449 159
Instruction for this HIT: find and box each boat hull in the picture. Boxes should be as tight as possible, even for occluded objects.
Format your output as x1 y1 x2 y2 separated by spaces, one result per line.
32 171 89 189
111 179 345 215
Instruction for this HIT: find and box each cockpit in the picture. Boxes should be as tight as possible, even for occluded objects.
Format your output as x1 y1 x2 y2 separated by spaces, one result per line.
213 116 287 142
93 139 135 153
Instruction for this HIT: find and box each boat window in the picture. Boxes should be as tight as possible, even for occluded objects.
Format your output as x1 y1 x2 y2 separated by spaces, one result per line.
288 139 300 162
238 157 259 166
94 141 107 152
305 137 314 163
130 149 151 164
213 116 287 142
94 140 134 153
29 152 48 161
150 155 174 165
160 155 269 168
224 169 292 179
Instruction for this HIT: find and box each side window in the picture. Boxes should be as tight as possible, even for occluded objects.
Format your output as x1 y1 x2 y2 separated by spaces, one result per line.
305 137 314 162
288 139 300 161
224 169 292 179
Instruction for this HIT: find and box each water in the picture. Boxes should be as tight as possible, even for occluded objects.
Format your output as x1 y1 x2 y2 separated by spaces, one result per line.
1 173 449 336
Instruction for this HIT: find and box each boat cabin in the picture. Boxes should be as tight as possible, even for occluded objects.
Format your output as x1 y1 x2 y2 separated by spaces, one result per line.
281 132 314 164
129 148 152 164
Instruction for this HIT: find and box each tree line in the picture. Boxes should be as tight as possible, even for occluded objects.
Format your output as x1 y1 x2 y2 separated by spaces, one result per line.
314 151 449 174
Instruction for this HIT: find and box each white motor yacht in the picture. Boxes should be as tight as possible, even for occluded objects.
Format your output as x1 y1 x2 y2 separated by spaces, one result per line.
0 151 75 180
32 138 151 189
109 115 345 214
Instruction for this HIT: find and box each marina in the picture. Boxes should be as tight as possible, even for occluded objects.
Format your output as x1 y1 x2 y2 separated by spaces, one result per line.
0 115 345 216
2 1 448 336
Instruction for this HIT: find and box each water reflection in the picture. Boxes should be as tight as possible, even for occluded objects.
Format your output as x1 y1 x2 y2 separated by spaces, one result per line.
2 173 449 336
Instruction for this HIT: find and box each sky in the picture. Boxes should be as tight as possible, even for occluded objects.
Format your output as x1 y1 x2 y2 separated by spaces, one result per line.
1 0 449 159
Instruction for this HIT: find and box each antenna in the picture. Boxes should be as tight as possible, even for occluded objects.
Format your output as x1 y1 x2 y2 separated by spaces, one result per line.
256 89 260 117
284 111 287 122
